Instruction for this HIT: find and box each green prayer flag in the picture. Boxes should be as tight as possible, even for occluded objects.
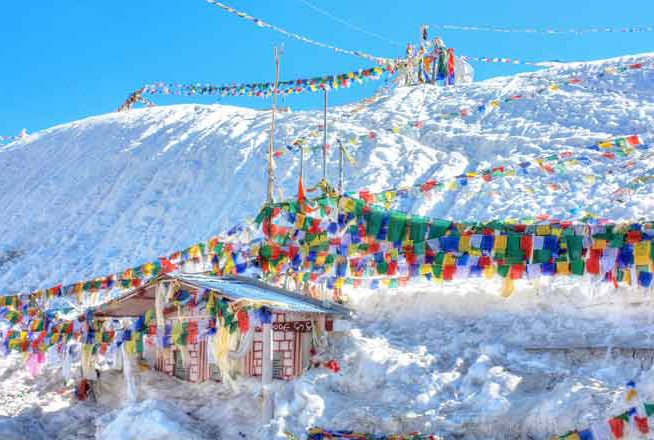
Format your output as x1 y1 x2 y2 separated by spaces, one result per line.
505 254 525 265
254 206 270 225
507 235 521 256
260 245 272 259
532 249 551 264
387 213 407 243
428 219 451 239
410 216 428 242
566 236 584 260
570 259 585 275
365 208 384 238
610 234 624 248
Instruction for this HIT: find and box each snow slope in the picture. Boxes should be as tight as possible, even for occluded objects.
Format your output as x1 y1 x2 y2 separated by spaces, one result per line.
2 53 654 440
1 52 653 294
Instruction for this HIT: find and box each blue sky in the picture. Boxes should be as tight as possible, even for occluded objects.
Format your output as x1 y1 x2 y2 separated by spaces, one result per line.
0 0 652 135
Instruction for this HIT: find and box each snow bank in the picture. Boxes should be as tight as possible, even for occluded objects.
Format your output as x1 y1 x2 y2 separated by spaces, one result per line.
96 399 213 440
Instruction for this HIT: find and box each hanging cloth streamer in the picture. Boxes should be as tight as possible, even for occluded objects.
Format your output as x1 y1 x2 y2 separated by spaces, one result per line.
228 326 254 359
210 324 239 389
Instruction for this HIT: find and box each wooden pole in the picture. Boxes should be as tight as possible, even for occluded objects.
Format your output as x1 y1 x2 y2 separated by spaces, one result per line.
267 47 282 203
261 322 274 423
299 144 304 181
338 139 344 193
322 89 328 180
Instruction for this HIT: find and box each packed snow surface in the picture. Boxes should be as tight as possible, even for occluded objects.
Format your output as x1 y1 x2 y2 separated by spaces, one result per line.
1 53 654 439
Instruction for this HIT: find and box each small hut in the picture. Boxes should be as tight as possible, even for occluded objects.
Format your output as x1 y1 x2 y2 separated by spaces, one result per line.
92 272 350 384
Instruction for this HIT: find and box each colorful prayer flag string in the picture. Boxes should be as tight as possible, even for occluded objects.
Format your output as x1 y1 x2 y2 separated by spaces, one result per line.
141 62 400 99
430 23 654 36
205 0 391 63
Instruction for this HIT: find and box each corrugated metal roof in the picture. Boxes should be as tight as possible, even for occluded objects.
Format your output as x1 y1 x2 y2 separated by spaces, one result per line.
167 273 350 317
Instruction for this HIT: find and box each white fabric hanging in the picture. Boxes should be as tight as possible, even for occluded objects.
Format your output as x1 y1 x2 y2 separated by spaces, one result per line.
228 327 254 359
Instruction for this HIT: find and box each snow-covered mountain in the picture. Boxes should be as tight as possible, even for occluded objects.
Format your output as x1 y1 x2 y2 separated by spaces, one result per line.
2 53 654 440
2 53 653 294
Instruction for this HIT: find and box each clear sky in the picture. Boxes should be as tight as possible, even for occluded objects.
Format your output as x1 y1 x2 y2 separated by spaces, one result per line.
1 0 652 135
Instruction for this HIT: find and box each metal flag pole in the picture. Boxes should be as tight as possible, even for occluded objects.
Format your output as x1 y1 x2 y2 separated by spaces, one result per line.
267 46 282 203
322 89 328 179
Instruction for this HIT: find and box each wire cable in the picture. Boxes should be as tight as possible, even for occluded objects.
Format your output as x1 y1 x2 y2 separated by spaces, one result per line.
296 0 402 47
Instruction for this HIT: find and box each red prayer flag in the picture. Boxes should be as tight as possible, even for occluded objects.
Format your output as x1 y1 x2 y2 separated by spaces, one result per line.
587 257 600 275
627 230 642 244
609 417 624 438
237 310 249 333
443 265 456 281
626 134 641 145
510 263 524 280
635 415 649 434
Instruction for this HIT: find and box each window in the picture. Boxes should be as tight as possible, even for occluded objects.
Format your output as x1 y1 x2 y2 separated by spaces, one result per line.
209 364 222 382
173 350 189 381
272 350 283 380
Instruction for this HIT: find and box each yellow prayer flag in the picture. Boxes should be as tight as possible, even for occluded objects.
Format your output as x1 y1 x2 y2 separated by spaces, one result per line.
490 100 500 108
547 84 559 91
295 213 306 229
634 241 651 265
340 198 356 212
125 341 136 354
459 235 471 252
334 278 345 288
501 277 514 298
420 264 432 276
536 225 550 235
443 253 456 266
556 261 570 275
592 239 607 250
494 235 507 252
624 269 632 285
